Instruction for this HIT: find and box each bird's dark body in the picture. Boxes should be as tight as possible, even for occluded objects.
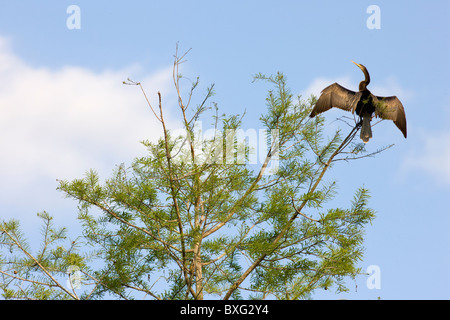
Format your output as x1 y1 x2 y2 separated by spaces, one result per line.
356 90 375 142
309 61 407 143
355 90 374 117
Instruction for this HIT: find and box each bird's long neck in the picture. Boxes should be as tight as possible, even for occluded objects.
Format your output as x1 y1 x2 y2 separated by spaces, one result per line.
359 65 371 91
362 66 370 85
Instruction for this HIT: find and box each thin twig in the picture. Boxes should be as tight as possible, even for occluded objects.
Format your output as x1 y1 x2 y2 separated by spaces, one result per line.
123 78 162 122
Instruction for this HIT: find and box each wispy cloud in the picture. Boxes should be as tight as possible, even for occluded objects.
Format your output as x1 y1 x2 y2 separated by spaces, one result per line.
0 36 177 207
300 76 354 99
403 129 450 185
370 76 415 101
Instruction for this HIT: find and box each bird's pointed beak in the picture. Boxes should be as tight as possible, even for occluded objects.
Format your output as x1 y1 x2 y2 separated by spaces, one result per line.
351 60 361 68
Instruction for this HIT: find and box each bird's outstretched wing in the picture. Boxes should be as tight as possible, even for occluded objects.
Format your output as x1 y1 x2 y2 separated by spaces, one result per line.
374 95 407 138
310 83 361 117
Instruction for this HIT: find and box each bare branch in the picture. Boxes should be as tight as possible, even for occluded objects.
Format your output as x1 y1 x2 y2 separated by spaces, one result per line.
123 78 162 122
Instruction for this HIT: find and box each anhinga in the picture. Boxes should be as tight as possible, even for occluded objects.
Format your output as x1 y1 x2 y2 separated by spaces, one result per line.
309 61 407 143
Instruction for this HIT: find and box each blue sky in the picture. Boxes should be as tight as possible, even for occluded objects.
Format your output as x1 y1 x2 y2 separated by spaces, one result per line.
0 1 449 299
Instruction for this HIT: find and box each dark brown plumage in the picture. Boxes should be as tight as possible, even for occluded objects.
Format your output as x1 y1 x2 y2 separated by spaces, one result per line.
309 61 407 143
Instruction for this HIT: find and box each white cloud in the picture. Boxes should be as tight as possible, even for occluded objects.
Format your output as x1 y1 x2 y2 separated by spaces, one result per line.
403 130 450 185
370 76 414 101
0 36 179 206
300 76 354 99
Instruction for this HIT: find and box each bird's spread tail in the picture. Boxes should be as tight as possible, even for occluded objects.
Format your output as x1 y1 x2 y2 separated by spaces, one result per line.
360 116 372 143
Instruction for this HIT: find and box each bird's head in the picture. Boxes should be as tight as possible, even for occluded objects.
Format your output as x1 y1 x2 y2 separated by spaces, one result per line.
352 60 371 91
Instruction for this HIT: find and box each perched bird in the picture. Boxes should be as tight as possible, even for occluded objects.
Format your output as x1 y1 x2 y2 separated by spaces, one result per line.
309 61 407 143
